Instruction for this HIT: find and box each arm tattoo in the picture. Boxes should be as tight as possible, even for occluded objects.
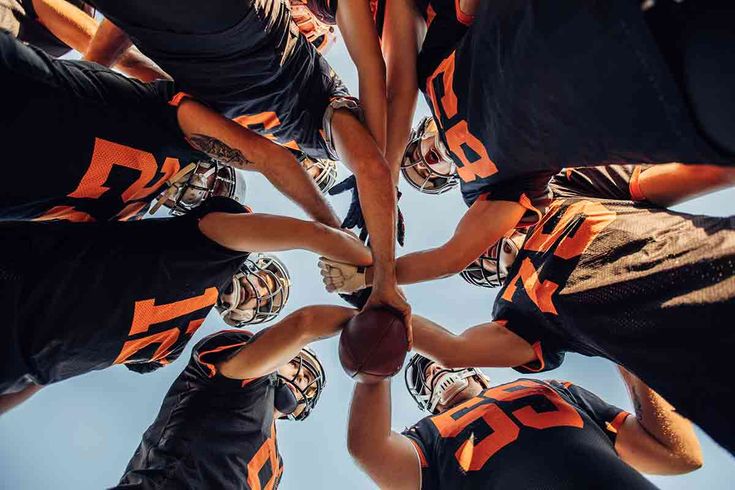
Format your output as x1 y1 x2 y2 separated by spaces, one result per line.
188 134 252 168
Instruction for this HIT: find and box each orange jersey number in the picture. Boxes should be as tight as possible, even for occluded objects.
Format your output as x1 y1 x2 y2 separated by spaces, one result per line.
431 380 583 471
113 288 219 365
502 201 616 313
426 53 497 183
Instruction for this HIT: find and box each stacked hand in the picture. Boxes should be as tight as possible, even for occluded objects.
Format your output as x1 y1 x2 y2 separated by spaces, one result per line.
319 257 367 293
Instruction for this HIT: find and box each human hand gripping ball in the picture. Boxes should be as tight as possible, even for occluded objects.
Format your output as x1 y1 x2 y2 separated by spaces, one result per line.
318 257 367 293
338 308 409 384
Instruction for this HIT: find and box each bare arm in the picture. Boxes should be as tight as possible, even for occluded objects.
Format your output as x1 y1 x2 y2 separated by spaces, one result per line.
32 0 168 81
347 380 421 490
83 17 131 67
412 316 536 369
615 367 703 475
198 212 372 265
637 163 735 208
0 383 42 416
218 305 355 379
331 109 412 332
360 198 525 286
177 98 341 228
337 0 387 154
381 0 424 180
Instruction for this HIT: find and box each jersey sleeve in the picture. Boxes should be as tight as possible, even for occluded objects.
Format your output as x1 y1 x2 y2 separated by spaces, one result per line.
461 172 555 228
491 313 566 374
548 165 654 202
401 419 440 490
188 330 260 389
555 381 630 445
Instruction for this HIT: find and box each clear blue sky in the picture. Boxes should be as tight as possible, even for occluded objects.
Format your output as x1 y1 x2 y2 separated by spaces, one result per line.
1 37 733 490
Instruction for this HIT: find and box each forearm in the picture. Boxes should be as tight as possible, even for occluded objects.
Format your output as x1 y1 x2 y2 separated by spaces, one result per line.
348 380 395 464
618 367 702 474
219 306 355 379
332 110 397 283
0 383 42 415
363 246 464 286
302 222 373 266
177 99 340 228
385 89 418 182
114 46 171 82
359 75 387 155
638 163 735 207
84 18 131 67
257 146 341 228
412 317 536 369
33 0 97 53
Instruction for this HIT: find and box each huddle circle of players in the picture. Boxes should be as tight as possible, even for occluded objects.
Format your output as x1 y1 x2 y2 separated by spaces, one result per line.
1 0 734 488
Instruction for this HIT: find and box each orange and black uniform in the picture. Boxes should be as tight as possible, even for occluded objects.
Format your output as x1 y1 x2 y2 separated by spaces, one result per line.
403 379 653 489
87 0 352 160
494 165 735 453
0 197 249 394
418 0 733 225
0 32 205 222
115 330 284 490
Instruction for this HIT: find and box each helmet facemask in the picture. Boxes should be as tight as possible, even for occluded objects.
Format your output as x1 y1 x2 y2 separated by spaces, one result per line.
277 347 326 421
460 231 525 288
405 354 490 414
400 117 459 195
216 254 291 326
150 160 245 216
297 152 339 194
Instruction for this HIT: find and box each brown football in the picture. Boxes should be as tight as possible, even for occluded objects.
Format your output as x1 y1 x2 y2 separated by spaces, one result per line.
339 308 409 383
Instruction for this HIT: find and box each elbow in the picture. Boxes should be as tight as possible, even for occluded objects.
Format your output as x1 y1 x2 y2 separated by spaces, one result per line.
672 449 704 474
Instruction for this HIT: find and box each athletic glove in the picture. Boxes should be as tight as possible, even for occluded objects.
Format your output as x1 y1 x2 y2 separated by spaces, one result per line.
339 287 372 309
328 175 406 246
318 257 367 293
125 360 165 374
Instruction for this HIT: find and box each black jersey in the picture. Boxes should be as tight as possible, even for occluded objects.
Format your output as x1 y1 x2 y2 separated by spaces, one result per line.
418 0 731 225
0 32 205 222
0 197 249 394
402 379 653 490
88 0 351 160
115 330 284 490
493 165 735 453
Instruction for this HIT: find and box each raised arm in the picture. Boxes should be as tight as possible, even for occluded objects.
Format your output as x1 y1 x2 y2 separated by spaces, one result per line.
83 17 131 67
323 198 525 291
32 0 167 81
177 98 342 228
381 0 425 180
412 315 536 369
336 0 387 154
217 305 355 380
330 110 412 330
347 380 421 490
615 367 703 475
0 383 42 416
636 163 735 208
198 212 372 266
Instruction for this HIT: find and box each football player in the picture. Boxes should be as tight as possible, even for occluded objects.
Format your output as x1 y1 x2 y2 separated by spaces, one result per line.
0 0 165 80
83 0 410 330
398 1 733 257
0 32 339 229
0 195 371 414
113 305 354 489
347 353 702 489
322 162 735 453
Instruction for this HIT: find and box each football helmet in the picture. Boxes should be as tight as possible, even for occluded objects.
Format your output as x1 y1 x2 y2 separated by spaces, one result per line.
277 346 326 421
460 231 525 288
216 253 291 326
290 0 337 54
150 159 247 216
401 117 458 195
294 151 339 194
405 354 490 414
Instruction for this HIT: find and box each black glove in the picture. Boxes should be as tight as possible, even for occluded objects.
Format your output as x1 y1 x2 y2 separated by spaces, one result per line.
338 287 372 309
329 175 406 246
